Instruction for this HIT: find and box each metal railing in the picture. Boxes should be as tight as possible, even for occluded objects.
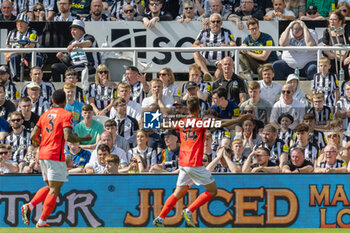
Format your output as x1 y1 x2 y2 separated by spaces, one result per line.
1 45 349 76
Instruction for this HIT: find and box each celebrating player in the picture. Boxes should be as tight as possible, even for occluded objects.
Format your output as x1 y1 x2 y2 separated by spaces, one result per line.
153 96 249 227
21 89 91 227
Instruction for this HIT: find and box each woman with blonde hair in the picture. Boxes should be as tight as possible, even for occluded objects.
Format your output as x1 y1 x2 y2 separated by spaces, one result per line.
88 64 117 116
125 129 157 173
158 67 181 102
337 1 350 19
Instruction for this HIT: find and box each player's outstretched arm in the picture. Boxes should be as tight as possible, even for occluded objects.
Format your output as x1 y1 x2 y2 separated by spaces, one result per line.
64 128 92 143
30 126 41 148
219 114 252 128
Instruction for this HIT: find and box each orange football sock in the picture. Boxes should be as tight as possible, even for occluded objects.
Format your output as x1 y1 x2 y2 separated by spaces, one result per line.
29 187 49 209
40 193 57 221
159 194 178 219
188 191 212 212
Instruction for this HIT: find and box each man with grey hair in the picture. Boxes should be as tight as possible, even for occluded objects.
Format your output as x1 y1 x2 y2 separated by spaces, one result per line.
273 19 318 80
193 13 236 81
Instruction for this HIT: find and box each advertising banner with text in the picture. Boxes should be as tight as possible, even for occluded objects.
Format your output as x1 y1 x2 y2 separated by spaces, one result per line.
1 174 350 228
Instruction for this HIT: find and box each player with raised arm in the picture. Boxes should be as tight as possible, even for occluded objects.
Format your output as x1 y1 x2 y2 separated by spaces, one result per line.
21 89 91 227
153 96 249 227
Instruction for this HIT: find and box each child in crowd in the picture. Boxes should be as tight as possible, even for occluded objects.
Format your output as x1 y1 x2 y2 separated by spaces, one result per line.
311 57 339 108
277 113 295 148
231 139 246 172
307 92 333 131
65 141 91 173
104 154 120 174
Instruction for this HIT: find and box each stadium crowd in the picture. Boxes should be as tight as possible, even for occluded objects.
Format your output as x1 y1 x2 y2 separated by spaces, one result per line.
1 0 350 175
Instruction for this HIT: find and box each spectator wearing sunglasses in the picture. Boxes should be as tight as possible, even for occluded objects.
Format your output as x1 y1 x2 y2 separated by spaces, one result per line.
32 2 46 21
240 81 271 124
142 0 172 28
318 132 349 164
300 4 325 20
176 0 198 22
121 4 143 21
316 144 347 173
270 83 305 129
337 2 350 20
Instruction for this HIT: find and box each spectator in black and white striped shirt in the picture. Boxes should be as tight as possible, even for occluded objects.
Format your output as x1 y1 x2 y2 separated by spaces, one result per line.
54 0 80 21
193 13 236 81
25 82 50 116
124 66 149 105
336 80 350 132
5 111 33 165
307 92 333 131
0 83 16 120
315 144 347 173
21 66 55 104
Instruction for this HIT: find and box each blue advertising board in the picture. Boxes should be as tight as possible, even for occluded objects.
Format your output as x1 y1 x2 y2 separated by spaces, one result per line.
1 174 350 228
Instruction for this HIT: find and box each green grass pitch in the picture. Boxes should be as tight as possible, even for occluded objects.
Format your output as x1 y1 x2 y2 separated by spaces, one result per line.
1 228 350 233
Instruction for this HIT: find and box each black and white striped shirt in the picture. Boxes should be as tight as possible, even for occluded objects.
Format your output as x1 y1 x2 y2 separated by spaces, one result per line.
5 127 32 163
21 81 56 103
211 127 231 151
76 86 87 103
89 84 117 111
6 27 39 48
307 106 333 126
127 146 157 169
130 81 147 105
309 130 327 150
311 73 339 107
54 13 80 21
254 138 289 165
336 97 350 131
114 115 139 148
277 128 295 147
31 96 49 116
317 159 347 168
195 27 235 61
68 34 101 69
5 82 19 103
28 0 55 11
84 14 110 21
290 142 319 165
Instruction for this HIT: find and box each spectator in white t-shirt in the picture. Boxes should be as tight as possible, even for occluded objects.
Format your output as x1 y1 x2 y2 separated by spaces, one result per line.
264 0 295 20
142 79 173 115
258 64 282 106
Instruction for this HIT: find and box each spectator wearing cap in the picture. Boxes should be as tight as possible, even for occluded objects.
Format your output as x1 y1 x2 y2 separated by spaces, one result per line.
183 81 209 117
5 13 44 82
0 1 16 21
240 81 271 124
277 113 295 147
21 66 55 104
270 83 305 129
300 4 325 20
150 129 179 173
51 19 101 82
182 64 211 103
84 0 110 21
273 20 318 81
26 81 50 116
54 0 80 21
142 0 172 28
0 83 15 120
0 65 19 108
264 0 295 20
290 123 319 165
123 66 149 105
305 1 335 18
279 74 308 107
282 147 314 173
316 144 347 173
242 147 280 173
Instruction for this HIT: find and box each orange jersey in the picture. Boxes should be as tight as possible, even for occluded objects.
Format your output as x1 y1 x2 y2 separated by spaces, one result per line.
176 117 208 167
36 108 73 161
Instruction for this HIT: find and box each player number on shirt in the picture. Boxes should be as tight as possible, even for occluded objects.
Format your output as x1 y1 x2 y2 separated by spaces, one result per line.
183 126 198 142
46 114 57 133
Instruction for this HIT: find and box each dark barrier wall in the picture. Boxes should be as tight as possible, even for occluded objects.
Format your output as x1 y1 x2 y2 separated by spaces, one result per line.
1 174 350 228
